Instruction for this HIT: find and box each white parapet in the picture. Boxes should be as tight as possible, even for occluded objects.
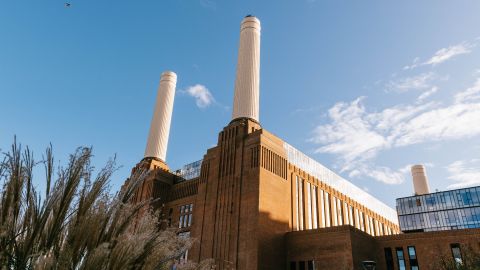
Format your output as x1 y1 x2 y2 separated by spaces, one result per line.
144 71 177 161
232 15 261 122
411 165 430 195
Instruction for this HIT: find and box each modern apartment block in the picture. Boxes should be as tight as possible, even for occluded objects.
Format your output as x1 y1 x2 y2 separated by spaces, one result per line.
125 16 480 270
397 186 480 232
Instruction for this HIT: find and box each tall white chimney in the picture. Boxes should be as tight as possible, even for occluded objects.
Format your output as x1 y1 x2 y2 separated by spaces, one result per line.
144 71 177 162
411 165 430 195
232 15 261 122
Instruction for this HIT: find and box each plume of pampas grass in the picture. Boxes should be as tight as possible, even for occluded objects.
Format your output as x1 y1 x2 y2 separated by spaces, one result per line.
0 139 213 270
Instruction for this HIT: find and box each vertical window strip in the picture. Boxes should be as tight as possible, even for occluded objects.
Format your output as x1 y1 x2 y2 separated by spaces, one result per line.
325 192 331 227
320 190 326 228
312 186 318 229
295 176 299 231
348 205 354 227
355 208 360 229
299 179 304 230
306 182 313 229
332 196 338 226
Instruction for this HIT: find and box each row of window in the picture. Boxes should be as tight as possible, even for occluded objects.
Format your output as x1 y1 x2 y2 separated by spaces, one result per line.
179 204 193 229
294 176 394 236
397 187 480 215
289 260 315 270
399 207 480 232
385 246 418 270
175 160 203 181
385 244 463 270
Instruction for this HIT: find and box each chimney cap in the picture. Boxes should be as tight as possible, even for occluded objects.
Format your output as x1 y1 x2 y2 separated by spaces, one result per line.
411 164 426 170
160 71 177 82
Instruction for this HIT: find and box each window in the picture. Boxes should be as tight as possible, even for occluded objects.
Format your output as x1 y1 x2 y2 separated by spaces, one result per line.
178 203 193 228
307 182 312 229
298 177 304 230
408 246 419 270
384 248 394 270
451 243 463 265
320 190 326 228
307 260 314 270
178 232 190 264
299 261 305 270
290 261 296 270
332 197 338 226
312 186 318 229
396 247 406 270
324 192 331 227
295 177 300 230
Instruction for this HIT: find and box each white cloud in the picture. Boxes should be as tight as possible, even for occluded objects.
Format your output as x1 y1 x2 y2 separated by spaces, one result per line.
403 57 421 70
446 159 480 189
424 42 474 66
403 42 474 70
311 97 387 166
310 78 480 184
416 87 438 103
184 84 215 108
454 78 480 103
386 72 435 93
392 102 480 146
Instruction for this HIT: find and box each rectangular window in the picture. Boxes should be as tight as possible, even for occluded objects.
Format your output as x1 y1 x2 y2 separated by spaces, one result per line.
299 178 304 230
325 192 331 227
337 198 343 225
178 231 190 263
384 248 394 270
355 208 360 229
320 190 326 228
307 182 312 229
295 176 300 231
295 177 300 231
451 243 463 265
312 186 318 229
371 219 375 235
307 260 314 270
332 197 338 226
290 262 296 270
396 247 406 270
359 212 365 231
408 246 419 270
299 261 306 270
179 204 194 228
179 216 184 228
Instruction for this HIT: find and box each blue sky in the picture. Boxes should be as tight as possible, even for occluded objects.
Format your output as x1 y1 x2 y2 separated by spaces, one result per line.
1 0 480 207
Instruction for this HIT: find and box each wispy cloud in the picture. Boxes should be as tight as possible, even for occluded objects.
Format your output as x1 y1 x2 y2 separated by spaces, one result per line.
386 72 436 93
184 84 215 108
425 42 474 66
454 78 480 104
404 42 475 70
310 78 480 184
416 87 438 103
447 159 480 189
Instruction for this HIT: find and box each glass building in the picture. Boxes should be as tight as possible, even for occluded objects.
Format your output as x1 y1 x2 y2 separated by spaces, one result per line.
397 186 480 232
174 159 203 181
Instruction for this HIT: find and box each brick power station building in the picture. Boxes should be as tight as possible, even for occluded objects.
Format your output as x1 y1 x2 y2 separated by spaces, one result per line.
125 16 480 270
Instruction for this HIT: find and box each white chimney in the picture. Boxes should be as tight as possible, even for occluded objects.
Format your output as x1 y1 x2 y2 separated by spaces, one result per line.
411 165 430 195
232 15 261 122
144 71 177 162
